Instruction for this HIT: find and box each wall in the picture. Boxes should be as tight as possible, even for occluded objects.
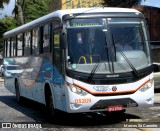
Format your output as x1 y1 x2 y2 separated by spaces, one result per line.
61 0 102 9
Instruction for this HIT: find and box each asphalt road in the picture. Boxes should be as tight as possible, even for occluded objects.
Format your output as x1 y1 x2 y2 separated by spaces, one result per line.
0 76 160 130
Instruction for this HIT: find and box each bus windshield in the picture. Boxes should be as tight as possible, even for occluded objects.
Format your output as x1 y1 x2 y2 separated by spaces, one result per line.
66 18 151 74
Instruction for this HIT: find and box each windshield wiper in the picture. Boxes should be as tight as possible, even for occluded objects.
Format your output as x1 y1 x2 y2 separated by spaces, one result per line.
111 34 139 77
87 32 110 83
87 46 108 82
87 62 100 83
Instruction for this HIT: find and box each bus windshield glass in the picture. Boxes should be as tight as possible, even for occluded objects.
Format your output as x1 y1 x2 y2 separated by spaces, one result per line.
66 18 151 74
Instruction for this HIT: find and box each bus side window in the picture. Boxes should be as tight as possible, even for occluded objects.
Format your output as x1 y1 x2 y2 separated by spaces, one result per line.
10 38 13 57
4 39 8 57
7 39 11 57
32 28 40 55
24 31 31 56
17 33 23 56
43 24 51 53
10 38 14 57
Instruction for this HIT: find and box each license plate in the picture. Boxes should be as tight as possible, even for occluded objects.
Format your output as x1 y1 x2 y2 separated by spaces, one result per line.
108 105 123 112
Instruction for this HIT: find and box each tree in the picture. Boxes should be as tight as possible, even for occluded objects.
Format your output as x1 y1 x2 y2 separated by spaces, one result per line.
0 0 51 51
102 0 142 8
50 0 62 11
12 0 25 25
24 0 51 23
0 17 17 51
0 0 10 9
13 0 51 25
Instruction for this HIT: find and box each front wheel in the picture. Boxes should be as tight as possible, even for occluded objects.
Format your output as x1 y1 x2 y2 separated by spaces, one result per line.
45 91 57 118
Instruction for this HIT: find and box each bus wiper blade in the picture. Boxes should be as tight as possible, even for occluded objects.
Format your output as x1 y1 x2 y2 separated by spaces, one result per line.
87 45 109 82
111 34 139 77
87 38 109 82
87 62 100 83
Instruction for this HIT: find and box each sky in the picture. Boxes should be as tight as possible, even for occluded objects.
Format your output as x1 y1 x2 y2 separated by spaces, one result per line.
141 0 160 8
0 0 160 19
0 0 15 19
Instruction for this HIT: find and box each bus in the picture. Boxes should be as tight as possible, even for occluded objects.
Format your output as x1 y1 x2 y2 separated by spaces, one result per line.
3 7 154 116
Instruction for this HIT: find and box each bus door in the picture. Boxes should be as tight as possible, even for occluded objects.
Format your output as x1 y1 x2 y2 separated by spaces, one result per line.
53 29 66 110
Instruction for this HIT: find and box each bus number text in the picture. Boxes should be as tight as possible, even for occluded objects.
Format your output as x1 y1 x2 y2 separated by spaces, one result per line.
75 98 91 104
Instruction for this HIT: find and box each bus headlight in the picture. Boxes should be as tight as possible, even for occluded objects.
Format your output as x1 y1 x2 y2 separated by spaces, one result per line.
139 79 154 92
67 84 88 96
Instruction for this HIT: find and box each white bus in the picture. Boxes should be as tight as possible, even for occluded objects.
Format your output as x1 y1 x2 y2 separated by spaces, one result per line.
3 7 154 116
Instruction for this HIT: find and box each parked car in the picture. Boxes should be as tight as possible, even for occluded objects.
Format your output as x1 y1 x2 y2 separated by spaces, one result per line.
3 65 23 78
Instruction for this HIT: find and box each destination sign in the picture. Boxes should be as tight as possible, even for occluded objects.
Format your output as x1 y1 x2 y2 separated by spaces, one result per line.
70 19 103 27
72 23 101 27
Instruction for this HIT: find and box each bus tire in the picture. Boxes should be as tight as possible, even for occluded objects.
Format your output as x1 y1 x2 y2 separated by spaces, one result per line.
45 87 57 118
15 80 22 103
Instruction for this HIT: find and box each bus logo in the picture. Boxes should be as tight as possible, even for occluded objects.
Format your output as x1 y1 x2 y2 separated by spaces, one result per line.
93 86 111 91
112 86 117 92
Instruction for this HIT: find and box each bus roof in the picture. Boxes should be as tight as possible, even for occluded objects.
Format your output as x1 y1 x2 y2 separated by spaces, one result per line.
4 7 141 37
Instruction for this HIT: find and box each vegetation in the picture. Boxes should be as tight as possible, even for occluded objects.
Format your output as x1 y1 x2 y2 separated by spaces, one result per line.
0 0 51 52
13 0 51 25
0 17 17 51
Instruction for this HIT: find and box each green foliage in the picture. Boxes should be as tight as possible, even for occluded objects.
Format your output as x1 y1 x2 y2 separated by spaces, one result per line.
102 0 141 7
20 0 51 23
0 17 17 51
0 0 51 51
0 17 17 32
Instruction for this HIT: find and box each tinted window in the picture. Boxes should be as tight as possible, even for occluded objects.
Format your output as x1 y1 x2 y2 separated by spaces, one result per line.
32 28 39 55
43 24 51 53
17 34 23 56
11 37 16 57
7 39 10 57
24 31 31 55
4 39 8 57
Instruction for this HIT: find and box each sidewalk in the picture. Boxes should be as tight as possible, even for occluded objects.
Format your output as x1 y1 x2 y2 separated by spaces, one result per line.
0 77 4 82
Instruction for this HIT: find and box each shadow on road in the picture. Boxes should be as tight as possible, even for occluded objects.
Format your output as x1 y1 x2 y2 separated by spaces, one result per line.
0 95 141 128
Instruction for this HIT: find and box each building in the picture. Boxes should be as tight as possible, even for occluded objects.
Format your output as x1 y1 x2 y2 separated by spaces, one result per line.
61 0 102 9
50 0 102 11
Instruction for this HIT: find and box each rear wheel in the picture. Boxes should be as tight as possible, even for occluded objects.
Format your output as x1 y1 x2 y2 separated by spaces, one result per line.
15 80 22 103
